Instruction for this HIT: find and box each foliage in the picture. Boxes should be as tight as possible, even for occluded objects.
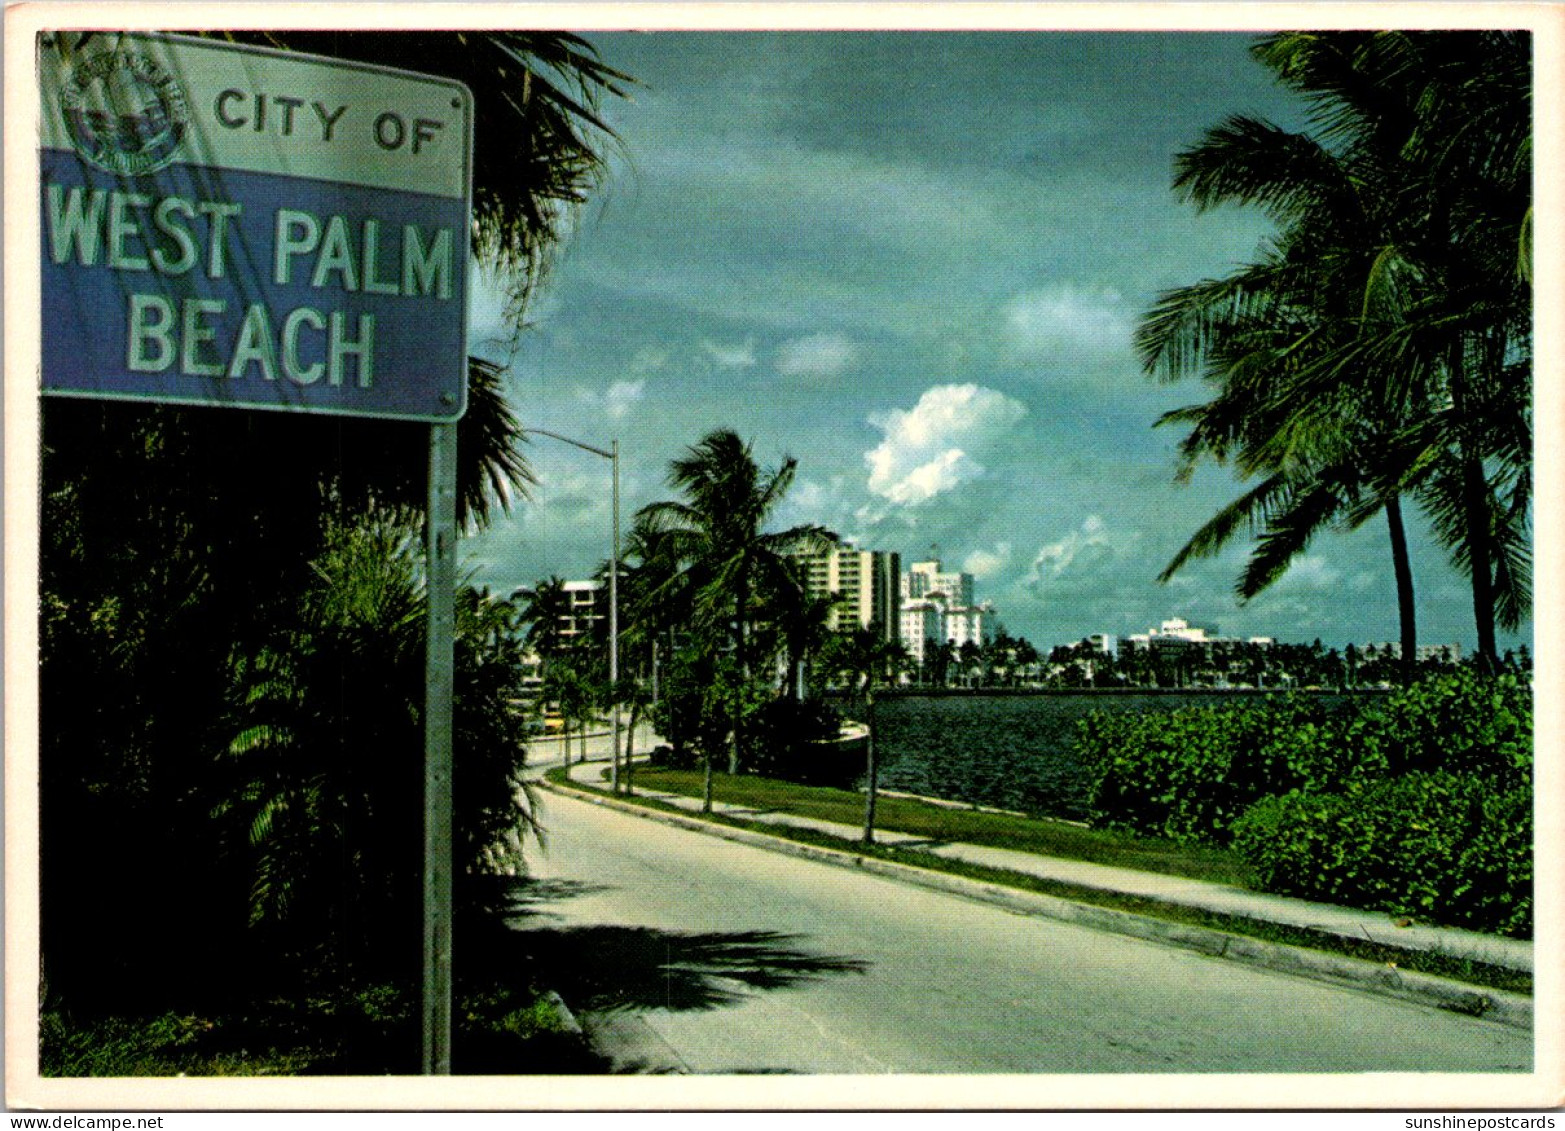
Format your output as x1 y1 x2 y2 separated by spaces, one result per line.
40 976 599 1077
1080 671 1532 935
1137 31 1532 668
214 516 535 982
745 698 846 782
633 429 827 776
1351 670 1532 787
1232 774 1532 937
1082 696 1346 843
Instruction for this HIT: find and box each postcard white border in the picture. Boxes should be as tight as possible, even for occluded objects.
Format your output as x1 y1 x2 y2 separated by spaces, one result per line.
5 0 1562 1112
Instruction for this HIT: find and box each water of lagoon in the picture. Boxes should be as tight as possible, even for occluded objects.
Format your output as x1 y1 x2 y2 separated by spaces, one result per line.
868 692 1270 821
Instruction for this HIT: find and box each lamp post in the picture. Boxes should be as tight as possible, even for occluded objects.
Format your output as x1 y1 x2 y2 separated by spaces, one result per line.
526 429 621 790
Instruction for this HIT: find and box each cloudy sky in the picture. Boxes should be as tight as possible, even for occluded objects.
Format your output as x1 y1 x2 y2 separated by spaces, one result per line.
463 30 1529 655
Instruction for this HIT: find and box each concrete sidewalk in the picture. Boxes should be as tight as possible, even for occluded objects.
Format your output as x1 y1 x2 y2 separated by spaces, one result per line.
559 757 1531 978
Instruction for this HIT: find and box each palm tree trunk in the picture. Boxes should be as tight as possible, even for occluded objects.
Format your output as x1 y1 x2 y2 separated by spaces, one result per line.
861 695 877 845
1385 497 1418 684
1461 452 1499 671
730 571 748 776
624 697 641 795
1448 346 1499 670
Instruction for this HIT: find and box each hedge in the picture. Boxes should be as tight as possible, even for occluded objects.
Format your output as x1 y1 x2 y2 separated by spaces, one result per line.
1231 773 1532 938
1077 670 1532 936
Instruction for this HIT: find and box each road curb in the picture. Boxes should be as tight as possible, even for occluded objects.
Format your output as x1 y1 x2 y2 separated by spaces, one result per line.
540 779 1532 1032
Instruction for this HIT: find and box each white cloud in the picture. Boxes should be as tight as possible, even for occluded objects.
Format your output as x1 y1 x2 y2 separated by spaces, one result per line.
573 378 646 421
1271 554 1342 592
1002 284 1129 355
963 542 1013 579
701 338 758 369
864 384 1026 506
776 332 859 380
604 379 646 421
1023 515 1139 592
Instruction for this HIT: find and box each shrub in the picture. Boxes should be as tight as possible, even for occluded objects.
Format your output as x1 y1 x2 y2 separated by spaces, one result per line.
747 698 844 781
1082 696 1344 844
1080 675 1533 936
1231 773 1532 937
1352 670 1532 787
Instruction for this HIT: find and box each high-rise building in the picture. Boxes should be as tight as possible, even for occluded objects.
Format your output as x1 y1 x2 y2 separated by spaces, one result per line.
790 541 902 641
559 580 607 647
899 601 945 665
896 559 999 659
511 579 607 652
903 559 974 606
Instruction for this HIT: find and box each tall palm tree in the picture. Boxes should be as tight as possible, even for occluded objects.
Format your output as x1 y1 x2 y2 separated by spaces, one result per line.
637 429 829 774
605 518 696 791
1137 30 1530 671
777 585 843 702
821 627 909 844
1253 31 1531 668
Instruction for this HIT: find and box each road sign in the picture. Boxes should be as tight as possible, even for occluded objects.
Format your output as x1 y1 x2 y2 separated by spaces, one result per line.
38 32 471 421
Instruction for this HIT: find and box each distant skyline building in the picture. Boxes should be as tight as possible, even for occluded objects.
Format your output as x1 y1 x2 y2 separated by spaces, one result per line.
903 559 975 606
790 540 902 641
511 579 608 651
1124 617 1273 655
898 602 945 666
897 558 1001 661
1086 633 1118 656
1365 641 1463 665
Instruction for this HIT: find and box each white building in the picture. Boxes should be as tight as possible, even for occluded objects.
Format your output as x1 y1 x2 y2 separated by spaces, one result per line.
1127 617 1221 650
945 601 999 650
903 559 974 606
559 580 606 647
1086 633 1119 656
899 601 945 665
896 559 1000 661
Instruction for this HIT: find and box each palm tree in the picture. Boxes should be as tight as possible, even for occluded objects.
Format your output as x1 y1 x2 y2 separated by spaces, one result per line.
773 581 843 702
822 627 909 844
1254 31 1531 669
516 576 572 677
637 429 829 775
544 661 598 766
612 517 695 792
1137 31 1530 672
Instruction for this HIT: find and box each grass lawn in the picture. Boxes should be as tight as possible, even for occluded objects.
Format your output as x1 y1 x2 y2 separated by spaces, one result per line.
608 765 1253 887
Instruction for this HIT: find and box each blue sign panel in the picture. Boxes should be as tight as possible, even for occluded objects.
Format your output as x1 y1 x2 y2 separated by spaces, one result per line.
38 32 472 421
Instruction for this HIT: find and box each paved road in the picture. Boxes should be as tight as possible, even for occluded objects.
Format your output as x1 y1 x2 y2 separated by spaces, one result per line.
513 789 1532 1075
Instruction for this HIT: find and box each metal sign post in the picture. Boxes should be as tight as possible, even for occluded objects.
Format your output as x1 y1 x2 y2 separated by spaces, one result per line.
422 421 458 1075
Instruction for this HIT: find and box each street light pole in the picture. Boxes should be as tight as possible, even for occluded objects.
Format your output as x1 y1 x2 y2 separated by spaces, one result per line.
526 429 621 790
610 438 621 792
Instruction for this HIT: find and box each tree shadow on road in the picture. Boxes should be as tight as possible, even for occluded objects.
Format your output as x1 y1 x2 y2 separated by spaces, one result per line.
464 876 870 1015
510 924 871 1014
468 875 613 925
